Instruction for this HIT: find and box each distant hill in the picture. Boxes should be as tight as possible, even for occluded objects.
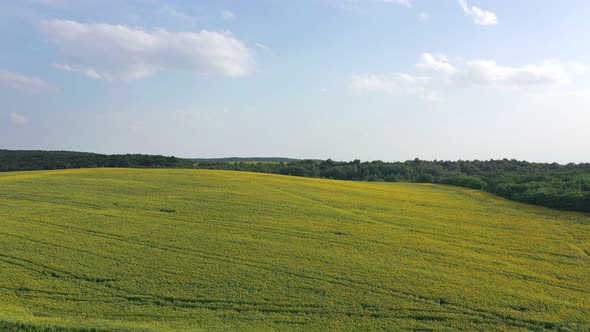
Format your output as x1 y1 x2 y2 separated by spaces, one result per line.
0 151 307 170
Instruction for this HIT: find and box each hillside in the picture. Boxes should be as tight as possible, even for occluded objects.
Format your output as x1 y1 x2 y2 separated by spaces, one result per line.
196 159 590 213
2 150 589 213
0 169 589 331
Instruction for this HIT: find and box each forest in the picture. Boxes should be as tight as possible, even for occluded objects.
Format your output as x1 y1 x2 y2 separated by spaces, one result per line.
1 150 588 213
0 150 192 171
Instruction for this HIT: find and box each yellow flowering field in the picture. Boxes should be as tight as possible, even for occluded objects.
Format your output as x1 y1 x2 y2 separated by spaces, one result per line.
0 168 588 331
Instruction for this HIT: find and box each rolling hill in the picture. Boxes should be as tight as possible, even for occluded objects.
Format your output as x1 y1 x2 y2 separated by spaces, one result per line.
0 169 588 331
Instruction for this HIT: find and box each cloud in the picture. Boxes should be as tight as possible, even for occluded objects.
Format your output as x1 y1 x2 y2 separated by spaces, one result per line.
418 12 429 22
416 53 457 76
378 0 411 6
161 5 198 25
0 70 54 93
351 54 586 101
221 10 234 21
350 74 397 94
255 43 271 52
9 112 27 125
54 63 102 79
566 62 589 74
464 60 579 86
416 53 586 87
458 0 497 26
327 0 411 10
397 73 430 85
40 19 255 80
350 73 436 100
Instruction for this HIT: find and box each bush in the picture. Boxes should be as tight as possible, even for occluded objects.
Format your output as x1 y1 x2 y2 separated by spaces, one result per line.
416 173 435 183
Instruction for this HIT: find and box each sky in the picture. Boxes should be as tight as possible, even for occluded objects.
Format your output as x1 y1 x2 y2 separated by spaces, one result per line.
1 0 589 163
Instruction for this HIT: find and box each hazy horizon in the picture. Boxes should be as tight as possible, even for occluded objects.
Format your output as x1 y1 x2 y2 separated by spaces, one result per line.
2 1 589 164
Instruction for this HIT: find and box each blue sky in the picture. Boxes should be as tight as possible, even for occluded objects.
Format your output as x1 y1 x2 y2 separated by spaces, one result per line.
1 0 589 162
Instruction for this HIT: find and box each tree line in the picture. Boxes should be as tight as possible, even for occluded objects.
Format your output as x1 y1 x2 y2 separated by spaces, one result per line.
196 158 590 213
0 150 192 171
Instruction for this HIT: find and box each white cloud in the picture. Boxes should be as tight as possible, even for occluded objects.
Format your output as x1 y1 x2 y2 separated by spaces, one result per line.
327 0 411 10
9 112 27 125
425 93 441 103
40 19 254 80
54 63 102 80
458 0 497 26
416 53 457 76
350 73 436 100
567 62 589 74
0 70 54 93
352 54 587 101
378 0 411 6
161 5 198 25
350 74 397 94
418 11 429 22
464 60 575 86
221 10 235 21
416 53 586 87
398 72 430 85
255 43 271 52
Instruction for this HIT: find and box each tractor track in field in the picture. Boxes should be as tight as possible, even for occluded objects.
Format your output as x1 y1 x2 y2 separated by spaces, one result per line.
220 176 590 296
218 173 394 227
0 252 119 295
4 211 369 251
0 230 184 280
0 193 107 211
0 212 574 327
5 227 556 330
1 222 579 329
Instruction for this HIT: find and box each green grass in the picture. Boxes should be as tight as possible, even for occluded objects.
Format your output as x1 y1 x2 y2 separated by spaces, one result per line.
0 168 588 331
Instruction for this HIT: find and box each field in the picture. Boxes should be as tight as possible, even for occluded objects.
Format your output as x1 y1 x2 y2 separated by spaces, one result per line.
0 169 589 331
